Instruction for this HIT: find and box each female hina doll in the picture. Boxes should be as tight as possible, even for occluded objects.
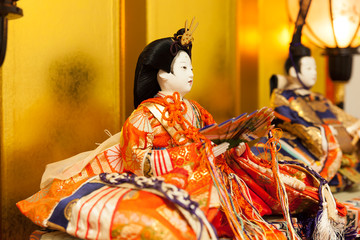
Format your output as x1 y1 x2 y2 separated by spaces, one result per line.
269 41 360 193
18 20 350 240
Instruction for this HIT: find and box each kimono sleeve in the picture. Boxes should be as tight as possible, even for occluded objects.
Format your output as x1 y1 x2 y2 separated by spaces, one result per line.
121 106 155 175
270 89 325 159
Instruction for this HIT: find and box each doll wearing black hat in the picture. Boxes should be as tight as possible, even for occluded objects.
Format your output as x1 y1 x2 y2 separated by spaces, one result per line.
270 25 360 192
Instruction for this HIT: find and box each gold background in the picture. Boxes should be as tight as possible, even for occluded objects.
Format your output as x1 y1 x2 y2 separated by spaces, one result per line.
1 0 325 239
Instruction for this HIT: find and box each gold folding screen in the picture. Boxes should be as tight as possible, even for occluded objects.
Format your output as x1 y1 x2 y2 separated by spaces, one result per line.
145 0 325 122
1 1 121 239
146 0 239 123
0 0 326 239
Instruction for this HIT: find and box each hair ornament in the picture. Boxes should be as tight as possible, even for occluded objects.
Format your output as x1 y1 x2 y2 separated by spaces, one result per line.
180 18 198 46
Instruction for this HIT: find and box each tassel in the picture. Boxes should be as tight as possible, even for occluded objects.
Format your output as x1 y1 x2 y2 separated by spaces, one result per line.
312 184 346 240
203 142 248 239
267 130 301 240
203 141 282 240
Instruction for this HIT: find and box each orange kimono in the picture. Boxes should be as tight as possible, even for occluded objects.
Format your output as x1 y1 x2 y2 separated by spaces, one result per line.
17 92 348 240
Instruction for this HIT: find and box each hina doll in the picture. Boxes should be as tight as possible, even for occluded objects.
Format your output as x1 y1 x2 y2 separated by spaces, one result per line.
270 42 360 192
17 20 349 240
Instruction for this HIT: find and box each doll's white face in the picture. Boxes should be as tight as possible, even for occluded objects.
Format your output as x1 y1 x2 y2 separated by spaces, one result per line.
157 50 193 97
298 56 317 88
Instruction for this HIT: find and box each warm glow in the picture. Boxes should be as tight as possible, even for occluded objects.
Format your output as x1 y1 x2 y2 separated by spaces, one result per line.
242 28 259 52
278 27 292 48
288 0 360 49
147 0 238 122
333 16 355 48
351 34 360 47
2 2 121 238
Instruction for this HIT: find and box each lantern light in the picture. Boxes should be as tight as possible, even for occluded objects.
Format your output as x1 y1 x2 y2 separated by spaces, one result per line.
287 0 360 82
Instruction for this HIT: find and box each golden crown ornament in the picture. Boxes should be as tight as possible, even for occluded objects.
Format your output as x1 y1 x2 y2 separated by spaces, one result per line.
180 18 198 46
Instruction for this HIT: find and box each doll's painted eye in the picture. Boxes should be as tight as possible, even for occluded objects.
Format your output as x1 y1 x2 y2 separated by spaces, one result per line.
182 66 187 70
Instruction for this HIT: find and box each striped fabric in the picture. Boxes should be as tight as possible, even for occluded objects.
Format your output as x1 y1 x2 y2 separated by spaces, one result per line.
67 186 130 239
150 149 173 176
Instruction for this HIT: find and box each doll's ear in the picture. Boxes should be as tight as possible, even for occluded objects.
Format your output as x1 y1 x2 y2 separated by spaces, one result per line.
288 66 297 78
157 69 173 82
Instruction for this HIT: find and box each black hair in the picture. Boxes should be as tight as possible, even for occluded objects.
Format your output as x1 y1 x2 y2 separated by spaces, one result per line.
285 44 311 74
133 28 192 108
285 25 311 74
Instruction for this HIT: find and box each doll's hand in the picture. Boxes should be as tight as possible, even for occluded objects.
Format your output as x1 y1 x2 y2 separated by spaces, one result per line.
235 142 246 157
213 142 230 157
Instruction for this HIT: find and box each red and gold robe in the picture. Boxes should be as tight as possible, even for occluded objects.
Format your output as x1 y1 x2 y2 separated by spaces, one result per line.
17 92 347 239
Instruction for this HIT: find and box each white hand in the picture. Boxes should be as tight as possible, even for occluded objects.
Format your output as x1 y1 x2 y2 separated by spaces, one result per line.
235 142 246 157
213 142 230 157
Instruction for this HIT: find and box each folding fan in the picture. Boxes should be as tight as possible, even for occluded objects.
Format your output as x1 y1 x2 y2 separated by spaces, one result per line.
199 107 274 149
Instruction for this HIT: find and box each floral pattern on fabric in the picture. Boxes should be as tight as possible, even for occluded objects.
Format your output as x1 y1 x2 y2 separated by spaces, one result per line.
17 92 352 239
111 190 196 240
17 143 123 228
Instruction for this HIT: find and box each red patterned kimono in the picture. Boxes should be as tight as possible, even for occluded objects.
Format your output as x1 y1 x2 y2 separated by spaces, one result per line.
17 92 347 240
114 92 345 238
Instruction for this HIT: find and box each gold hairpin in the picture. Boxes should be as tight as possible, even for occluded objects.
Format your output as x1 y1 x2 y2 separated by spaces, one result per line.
181 17 199 46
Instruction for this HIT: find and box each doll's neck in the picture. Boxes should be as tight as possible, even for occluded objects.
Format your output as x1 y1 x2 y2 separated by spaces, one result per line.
158 90 184 99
